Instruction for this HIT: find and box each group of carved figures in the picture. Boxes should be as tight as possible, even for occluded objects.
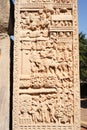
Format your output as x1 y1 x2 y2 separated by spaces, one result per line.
22 42 73 79
52 20 72 27
50 32 72 39
20 6 72 39
19 1 74 126
30 61 73 79
20 41 74 124
19 92 74 124
20 8 52 31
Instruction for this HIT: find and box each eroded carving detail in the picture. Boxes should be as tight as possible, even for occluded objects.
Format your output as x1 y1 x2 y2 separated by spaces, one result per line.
19 38 74 125
21 41 73 76
20 6 73 40
20 8 52 40
19 91 74 124
13 0 80 129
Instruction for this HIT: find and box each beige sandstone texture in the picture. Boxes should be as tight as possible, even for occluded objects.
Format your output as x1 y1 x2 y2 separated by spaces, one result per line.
0 34 10 130
13 0 80 130
0 2 10 130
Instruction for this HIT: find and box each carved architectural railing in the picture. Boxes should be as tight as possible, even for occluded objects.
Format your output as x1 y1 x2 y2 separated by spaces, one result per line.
13 0 80 130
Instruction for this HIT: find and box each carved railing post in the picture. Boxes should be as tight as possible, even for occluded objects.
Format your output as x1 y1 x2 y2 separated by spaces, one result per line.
13 0 80 130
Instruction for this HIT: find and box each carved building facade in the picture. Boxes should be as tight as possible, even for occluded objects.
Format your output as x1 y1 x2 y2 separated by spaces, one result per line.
13 0 80 130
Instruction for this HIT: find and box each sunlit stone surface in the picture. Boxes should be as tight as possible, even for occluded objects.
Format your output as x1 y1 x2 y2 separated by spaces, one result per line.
13 0 80 130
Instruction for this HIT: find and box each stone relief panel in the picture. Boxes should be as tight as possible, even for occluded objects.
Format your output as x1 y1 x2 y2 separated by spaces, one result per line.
20 41 73 78
20 6 73 40
13 0 80 130
19 92 74 124
20 9 50 38
19 39 74 126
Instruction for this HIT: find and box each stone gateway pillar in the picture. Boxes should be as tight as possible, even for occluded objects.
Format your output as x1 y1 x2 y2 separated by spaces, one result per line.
13 0 80 130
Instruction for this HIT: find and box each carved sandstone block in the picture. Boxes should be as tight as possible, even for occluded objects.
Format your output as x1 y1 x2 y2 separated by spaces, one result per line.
13 0 80 130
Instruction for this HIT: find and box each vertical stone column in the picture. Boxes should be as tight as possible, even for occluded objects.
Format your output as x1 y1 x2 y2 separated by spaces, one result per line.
13 0 80 130
0 34 10 130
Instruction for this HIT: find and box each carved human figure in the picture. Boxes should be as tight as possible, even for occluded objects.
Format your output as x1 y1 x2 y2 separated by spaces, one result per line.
30 100 39 123
40 102 49 123
47 99 58 123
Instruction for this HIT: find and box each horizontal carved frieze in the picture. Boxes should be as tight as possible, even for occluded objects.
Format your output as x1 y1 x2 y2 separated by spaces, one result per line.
20 3 73 11
20 0 73 6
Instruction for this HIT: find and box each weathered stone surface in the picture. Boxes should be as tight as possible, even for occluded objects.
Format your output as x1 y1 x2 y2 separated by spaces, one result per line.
0 0 9 33
0 34 10 130
13 0 80 130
